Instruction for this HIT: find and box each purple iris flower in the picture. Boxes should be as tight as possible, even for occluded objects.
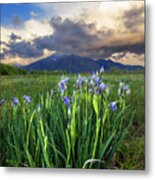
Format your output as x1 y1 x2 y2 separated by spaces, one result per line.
94 87 99 95
118 82 131 97
58 80 67 94
99 83 107 92
63 96 70 106
12 97 19 107
91 71 96 80
109 101 117 112
0 98 5 107
124 84 129 91
88 88 92 93
124 85 131 95
100 66 104 74
58 76 68 93
23 95 31 103
64 77 69 83
76 74 84 88
94 76 100 85
77 79 83 88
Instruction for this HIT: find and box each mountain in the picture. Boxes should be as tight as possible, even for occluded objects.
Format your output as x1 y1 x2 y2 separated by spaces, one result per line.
24 54 100 73
22 53 64 71
23 54 144 73
97 59 144 71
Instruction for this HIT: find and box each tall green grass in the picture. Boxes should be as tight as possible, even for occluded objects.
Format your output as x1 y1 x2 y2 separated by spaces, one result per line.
0 72 137 168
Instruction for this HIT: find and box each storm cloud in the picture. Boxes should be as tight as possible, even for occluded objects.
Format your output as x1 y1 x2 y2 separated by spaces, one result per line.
34 15 144 59
123 6 144 32
2 40 43 58
34 16 108 54
87 43 145 59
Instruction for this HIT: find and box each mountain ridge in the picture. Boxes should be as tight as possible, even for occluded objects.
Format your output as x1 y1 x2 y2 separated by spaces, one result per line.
23 54 144 73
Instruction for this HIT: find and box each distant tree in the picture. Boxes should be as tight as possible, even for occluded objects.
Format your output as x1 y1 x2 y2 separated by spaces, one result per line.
135 69 145 74
0 63 29 75
110 67 120 74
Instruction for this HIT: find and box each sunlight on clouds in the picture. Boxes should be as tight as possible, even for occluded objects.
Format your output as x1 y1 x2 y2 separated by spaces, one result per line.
99 1 131 12
25 19 53 37
2 56 33 66
93 1 144 31
37 2 99 20
39 1 144 32
1 18 53 61
110 52 144 66
3 49 55 66
1 19 53 43
1 18 54 65
98 1 131 29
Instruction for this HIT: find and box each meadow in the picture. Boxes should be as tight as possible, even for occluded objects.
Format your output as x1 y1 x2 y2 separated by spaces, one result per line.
0 70 145 169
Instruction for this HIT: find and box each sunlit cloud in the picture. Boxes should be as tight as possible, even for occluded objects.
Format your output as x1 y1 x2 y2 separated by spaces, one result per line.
109 52 144 66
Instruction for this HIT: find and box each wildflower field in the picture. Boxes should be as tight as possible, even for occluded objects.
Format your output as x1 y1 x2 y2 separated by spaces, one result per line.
0 69 145 169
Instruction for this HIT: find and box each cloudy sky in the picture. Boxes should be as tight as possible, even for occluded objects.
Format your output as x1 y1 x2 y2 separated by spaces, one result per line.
0 0 145 66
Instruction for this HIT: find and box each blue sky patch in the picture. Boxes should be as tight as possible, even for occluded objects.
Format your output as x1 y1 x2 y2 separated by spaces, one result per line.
0 4 44 27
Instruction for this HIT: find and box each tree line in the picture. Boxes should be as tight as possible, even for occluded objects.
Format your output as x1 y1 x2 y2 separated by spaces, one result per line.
0 63 144 76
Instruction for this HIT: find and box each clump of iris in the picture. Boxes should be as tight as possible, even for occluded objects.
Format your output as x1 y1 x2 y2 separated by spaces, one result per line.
99 83 107 93
118 80 131 97
62 96 72 128
12 96 19 107
58 76 69 95
23 95 31 104
62 96 70 106
76 74 86 89
87 66 110 96
109 101 117 112
100 66 104 74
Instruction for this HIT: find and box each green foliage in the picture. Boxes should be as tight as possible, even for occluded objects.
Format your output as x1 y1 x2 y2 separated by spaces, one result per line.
0 63 67 76
110 67 144 75
0 63 28 75
0 73 144 169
